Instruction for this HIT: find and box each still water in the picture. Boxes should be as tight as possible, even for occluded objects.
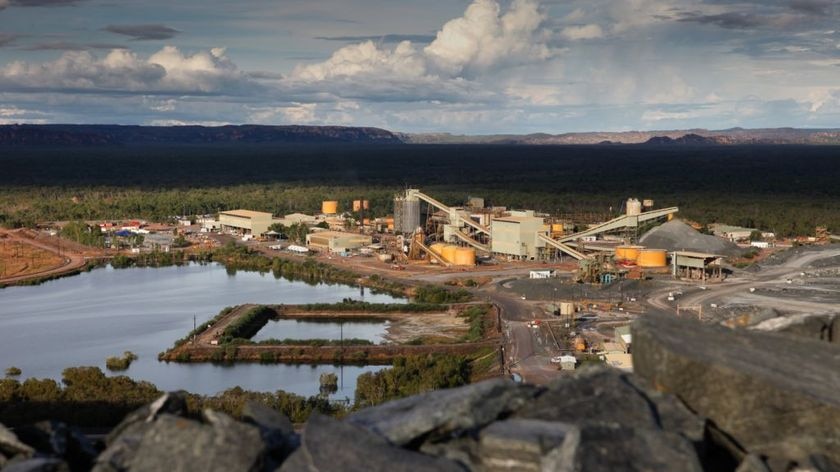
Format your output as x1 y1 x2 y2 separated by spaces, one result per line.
253 319 389 344
0 263 401 397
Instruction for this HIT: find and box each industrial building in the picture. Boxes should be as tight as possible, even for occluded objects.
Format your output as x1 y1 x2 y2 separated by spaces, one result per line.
219 210 273 237
490 211 548 260
306 231 372 253
671 251 725 282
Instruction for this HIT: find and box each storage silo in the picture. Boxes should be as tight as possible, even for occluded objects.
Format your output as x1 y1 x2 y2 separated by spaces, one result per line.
441 245 458 263
626 198 642 216
453 247 476 266
615 245 643 262
637 249 667 268
352 200 362 212
394 196 420 234
322 201 338 215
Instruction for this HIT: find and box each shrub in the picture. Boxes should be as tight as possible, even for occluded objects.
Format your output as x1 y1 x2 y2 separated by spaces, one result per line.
5 366 22 377
105 351 138 371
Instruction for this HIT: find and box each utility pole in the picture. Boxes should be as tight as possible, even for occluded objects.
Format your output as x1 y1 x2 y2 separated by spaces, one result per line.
192 315 197 344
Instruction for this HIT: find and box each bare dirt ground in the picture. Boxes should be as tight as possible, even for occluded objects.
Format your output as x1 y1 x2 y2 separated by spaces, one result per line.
384 311 469 344
0 229 91 285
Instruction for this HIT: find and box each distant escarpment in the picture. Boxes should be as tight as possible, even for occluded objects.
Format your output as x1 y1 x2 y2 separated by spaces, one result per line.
0 124 403 146
403 127 840 145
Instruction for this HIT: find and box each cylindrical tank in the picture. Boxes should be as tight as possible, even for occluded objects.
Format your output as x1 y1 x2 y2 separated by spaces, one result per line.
615 245 643 262
453 247 476 266
626 198 642 216
637 249 667 268
441 245 458 263
322 201 338 214
574 336 587 352
362 200 370 210
394 197 420 234
352 200 362 212
386 217 394 230
551 223 564 236
642 199 654 209
430 243 446 256
559 302 575 316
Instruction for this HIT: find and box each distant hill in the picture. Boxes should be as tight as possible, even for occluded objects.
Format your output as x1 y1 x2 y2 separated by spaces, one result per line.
0 124 402 145
402 128 840 145
2 124 840 146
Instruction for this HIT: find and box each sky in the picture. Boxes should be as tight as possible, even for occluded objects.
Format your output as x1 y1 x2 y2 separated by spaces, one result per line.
0 0 838 133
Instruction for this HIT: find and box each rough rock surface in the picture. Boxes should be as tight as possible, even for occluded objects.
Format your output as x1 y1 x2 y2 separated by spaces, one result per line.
751 312 840 343
633 313 840 466
347 378 539 446
3 312 840 471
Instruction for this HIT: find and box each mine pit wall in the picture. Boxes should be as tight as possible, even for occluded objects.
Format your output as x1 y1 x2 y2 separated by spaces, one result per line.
163 342 497 364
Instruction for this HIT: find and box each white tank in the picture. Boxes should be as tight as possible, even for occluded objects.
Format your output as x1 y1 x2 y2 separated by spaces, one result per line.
626 198 642 216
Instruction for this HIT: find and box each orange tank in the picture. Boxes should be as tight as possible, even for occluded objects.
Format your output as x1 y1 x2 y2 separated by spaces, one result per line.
441 245 458 263
637 249 667 268
615 245 643 262
574 336 587 352
453 247 476 266
321 201 338 214
352 200 362 212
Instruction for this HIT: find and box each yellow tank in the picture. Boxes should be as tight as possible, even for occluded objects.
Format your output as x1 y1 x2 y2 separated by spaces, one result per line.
322 200 338 214
362 200 370 210
574 336 587 352
615 245 643 262
352 200 362 212
667 213 674 221
453 247 476 266
430 243 446 256
637 249 667 268
551 223 564 236
385 217 394 230
441 245 458 263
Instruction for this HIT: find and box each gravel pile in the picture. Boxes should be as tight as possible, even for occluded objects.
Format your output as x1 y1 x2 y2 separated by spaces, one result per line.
640 220 743 257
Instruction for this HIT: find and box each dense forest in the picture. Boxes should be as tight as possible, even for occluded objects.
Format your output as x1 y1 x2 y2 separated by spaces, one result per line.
1 143 839 236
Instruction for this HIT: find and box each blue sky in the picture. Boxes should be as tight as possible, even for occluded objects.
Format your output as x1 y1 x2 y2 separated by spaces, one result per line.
0 0 838 133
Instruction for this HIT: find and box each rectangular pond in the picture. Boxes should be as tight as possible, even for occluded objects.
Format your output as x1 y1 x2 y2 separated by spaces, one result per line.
252 319 390 344
0 262 402 398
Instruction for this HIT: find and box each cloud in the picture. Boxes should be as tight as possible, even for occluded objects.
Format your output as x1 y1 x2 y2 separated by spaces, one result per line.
104 24 180 41
560 24 604 40
789 0 837 14
292 0 553 87
314 34 436 44
0 46 255 94
0 33 18 47
424 0 552 76
7 0 86 6
22 41 127 51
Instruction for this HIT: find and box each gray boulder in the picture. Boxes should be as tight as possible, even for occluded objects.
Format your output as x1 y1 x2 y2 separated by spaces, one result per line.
117 412 263 472
633 313 840 465
2 457 70 472
751 313 840 344
347 378 539 446
279 413 465 472
478 419 575 471
546 423 704 472
13 421 98 471
241 401 299 465
0 423 34 459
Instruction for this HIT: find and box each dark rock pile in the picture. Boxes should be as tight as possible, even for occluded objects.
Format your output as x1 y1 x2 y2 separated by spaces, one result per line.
2 313 839 471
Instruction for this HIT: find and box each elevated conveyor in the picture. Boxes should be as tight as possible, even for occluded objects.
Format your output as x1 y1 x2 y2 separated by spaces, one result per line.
558 207 679 243
537 233 589 260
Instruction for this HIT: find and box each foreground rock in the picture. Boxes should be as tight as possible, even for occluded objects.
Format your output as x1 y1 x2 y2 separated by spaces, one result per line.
633 313 840 467
4 311 840 471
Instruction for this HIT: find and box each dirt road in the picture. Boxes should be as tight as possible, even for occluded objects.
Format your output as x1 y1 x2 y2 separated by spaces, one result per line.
0 229 89 285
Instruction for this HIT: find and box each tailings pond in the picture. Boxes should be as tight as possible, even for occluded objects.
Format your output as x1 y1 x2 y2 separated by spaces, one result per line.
0 263 402 399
